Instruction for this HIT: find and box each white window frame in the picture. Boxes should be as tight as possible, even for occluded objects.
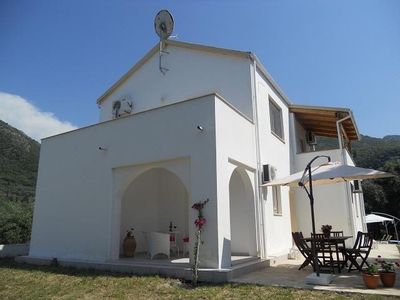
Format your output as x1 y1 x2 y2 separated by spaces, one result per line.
272 186 282 216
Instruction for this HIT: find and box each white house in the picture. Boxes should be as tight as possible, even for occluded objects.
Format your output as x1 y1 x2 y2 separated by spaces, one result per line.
26 40 367 281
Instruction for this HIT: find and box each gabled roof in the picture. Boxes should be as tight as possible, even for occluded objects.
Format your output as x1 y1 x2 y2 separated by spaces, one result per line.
290 104 360 141
96 40 292 106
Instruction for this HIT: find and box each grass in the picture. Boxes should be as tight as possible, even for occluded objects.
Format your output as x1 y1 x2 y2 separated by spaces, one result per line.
0 258 393 300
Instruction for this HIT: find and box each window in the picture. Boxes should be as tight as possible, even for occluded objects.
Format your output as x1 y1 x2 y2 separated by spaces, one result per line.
272 186 282 215
269 99 284 140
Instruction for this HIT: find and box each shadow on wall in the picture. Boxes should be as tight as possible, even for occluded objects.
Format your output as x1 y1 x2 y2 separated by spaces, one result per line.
221 238 231 268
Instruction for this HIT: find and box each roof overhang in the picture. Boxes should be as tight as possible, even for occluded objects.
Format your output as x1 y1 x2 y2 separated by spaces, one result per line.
290 104 360 141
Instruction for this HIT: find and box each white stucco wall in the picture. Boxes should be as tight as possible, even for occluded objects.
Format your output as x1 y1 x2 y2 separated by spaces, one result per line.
344 150 367 234
30 95 221 267
255 70 293 257
99 44 253 122
214 96 258 267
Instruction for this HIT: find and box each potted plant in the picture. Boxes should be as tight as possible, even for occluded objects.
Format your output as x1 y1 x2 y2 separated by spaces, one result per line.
123 227 136 257
362 263 380 289
376 255 399 288
321 224 332 238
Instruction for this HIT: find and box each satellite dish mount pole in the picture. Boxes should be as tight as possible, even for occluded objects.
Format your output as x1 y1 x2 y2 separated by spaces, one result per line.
159 40 169 75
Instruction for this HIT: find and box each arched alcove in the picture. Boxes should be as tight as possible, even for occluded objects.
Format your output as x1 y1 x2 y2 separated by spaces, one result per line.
229 168 257 256
120 168 189 255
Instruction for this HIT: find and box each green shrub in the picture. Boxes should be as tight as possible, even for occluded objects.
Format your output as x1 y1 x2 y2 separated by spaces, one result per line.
0 199 33 244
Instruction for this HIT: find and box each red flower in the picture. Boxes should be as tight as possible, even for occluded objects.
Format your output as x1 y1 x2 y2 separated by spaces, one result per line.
195 217 207 229
183 237 189 243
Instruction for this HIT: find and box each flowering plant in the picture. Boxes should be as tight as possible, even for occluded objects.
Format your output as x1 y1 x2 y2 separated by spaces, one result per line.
376 255 400 272
126 227 134 238
192 200 209 211
194 217 206 229
192 198 209 286
321 224 332 233
364 263 379 275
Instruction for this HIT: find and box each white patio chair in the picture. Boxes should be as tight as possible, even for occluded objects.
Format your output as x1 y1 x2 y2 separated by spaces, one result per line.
144 231 170 259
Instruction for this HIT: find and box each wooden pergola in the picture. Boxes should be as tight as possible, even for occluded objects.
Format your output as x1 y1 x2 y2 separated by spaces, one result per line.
290 104 360 147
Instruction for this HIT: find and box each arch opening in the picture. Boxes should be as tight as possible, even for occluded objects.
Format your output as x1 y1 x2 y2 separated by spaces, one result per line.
120 168 189 256
229 168 257 257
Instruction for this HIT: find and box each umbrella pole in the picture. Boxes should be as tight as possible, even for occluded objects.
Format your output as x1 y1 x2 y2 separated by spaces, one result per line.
299 155 330 277
308 166 320 277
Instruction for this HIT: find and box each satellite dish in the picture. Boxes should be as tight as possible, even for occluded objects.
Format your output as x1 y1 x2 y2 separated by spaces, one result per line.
154 10 174 40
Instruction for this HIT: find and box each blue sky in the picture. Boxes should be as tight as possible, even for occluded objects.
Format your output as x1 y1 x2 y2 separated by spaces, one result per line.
0 0 399 139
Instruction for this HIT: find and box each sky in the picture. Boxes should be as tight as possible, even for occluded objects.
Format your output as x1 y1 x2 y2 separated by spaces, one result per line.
0 0 399 140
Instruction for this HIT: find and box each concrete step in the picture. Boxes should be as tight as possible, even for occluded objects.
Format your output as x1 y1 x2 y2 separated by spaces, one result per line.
231 258 270 279
231 256 259 266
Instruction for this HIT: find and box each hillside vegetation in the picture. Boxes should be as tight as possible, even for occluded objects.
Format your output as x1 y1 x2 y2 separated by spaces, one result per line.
0 120 398 244
0 120 39 244
317 135 400 219
0 120 39 201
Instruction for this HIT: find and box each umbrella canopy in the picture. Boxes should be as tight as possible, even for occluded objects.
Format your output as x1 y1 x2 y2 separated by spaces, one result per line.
365 213 393 224
263 162 393 187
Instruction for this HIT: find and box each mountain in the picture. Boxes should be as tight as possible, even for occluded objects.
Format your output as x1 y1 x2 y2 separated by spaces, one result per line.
0 120 40 202
317 135 400 170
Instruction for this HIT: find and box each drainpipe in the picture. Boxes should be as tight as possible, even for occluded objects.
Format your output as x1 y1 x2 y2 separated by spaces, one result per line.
336 115 356 238
336 115 351 152
249 56 266 259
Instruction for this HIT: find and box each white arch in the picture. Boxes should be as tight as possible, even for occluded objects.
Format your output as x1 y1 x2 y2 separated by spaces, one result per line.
229 167 257 257
119 167 189 254
117 163 190 201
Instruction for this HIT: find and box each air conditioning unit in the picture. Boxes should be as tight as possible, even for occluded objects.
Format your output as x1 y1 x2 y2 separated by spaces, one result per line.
120 99 133 115
306 130 317 145
112 98 133 118
262 164 277 183
352 180 363 193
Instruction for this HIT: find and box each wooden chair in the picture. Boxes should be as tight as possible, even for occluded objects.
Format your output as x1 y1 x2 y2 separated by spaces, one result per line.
311 233 336 272
341 231 374 272
292 232 320 270
331 231 344 237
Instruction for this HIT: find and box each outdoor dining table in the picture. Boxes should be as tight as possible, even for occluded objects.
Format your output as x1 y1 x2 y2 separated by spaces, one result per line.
301 235 352 273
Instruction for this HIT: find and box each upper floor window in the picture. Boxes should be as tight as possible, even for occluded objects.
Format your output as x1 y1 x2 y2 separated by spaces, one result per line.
269 99 284 141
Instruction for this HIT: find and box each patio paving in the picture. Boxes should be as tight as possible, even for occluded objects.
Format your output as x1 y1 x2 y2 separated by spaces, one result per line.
232 243 400 296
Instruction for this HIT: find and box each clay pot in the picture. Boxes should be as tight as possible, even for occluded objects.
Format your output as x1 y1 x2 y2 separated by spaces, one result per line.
362 273 380 289
380 272 396 288
123 236 136 257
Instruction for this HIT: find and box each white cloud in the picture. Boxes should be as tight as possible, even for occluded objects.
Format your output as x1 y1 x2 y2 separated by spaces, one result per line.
0 92 77 141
